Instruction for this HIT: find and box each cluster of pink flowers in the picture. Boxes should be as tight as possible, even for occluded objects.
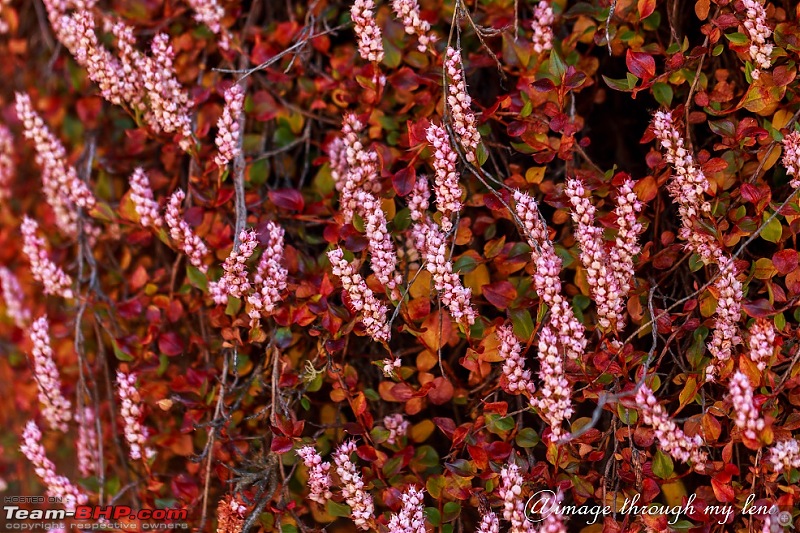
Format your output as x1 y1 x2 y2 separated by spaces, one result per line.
426 124 462 231
165 190 210 272
740 0 773 79
533 325 573 442
20 420 88 511
328 248 390 342
21 217 74 299
767 438 800 473
391 0 435 52
247 221 288 326
531 1 555 54
382 357 402 377
748 319 775 372
216 495 246 533
336 115 382 219
705 256 743 382
110 21 148 111
76 407 99 477
214 84 244 167
129 168 163 228
209 230 258 304
782 130 800 188
186 0 229 49
353 189 402 297
497 324 535 397
383 413 409 445
144 34 194 150
333 440 375 530
0 124 13 200
412 220 476 325
651 111 711 225
566 179 622 331
635 384 708 470
0 267 30 328
116 371 156 461
729 371 765 441
445 47 481 163
15 93 96 234
30 316 72 432
408 176 430 222
351 0 383 62
477 511 500 533
387 486 426 533
498 464 534 533
296 446 333 505
610 178 643 323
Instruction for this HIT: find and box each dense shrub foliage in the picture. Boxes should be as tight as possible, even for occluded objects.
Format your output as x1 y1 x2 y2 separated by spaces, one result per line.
3 0 800 531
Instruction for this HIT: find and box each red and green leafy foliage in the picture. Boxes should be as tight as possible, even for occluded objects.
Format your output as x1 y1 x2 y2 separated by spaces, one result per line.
2 0 800 531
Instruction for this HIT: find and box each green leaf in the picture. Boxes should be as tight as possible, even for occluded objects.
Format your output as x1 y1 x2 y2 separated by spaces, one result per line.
443 502 461 523
510 309 534 340
602 75 632 92
617 403 638 424
186 265 208 292
548 49 566 81
515 427 540 448
326 500 351 518
425 507 442 527
761 214 783 243
652 449 675 479
453 254 478 274
652 82 673 107
724 32 749 46
111 338 134 361
225 295 242 316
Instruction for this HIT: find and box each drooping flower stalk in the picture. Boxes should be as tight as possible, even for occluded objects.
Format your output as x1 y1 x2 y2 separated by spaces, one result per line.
445 47 481 163
412 220 476 325
165 189 210 272
497 323 536 397
129 168 163 228
116 371 156 461
0 124 13 200
740 0 773 80
351 0 384 62
498 464 535 533
635 384 708 470
391 0 435 52
328 248 390 342
0 267 30 328
20 420 88 511
748 319 775 372
332 440 375 530
209 229 258 305
729 371 765 442
383 414 410 445
426 124 462 232
782 130 800 188
76 406 99 477
566 179 622 331
247 221 288 326
387 486 426 533
296 446 334 505
30 316 72 432
215 84 244 167
21 217 74 299
531 1 555 54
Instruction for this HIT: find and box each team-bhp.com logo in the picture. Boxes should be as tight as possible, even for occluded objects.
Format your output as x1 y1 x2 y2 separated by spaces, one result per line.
4 502 189 530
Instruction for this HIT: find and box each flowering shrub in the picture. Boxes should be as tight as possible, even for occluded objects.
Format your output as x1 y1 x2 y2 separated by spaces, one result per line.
3 0 800 532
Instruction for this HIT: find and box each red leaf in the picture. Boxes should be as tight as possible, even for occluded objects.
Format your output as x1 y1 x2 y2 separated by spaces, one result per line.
270 436 294 454
433 417 456 438
268 189 304 211
158 332 184 356
710 477 735 503
393 167 416 197
773 250 799 275
637 0 656 19
428 377 454 405
743 299 774 318
482 281 516 309
740 183 762 204
626 50 656 81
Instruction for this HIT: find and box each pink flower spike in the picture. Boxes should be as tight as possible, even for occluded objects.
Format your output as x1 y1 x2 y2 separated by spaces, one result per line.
353 189 402 296
20 420 88 512
748 318 775 372
209 229 258 305
497 323 535 397
116 371 156 462
740 0 773 80
165 189 210 273
391 0 435 52
328 247 390 342
729 370 765 442
332 440 374 530
498 464 535 533
21 216 74 299
0 266 31 328
445 47 481 163
215 84 245 167
247 221 288 326
129 168 163 228
30 316 72 432
782 130 800 188
383 414 410 446
534 324 573 442
531 2 555 54
387 486 426 533
296 446 333 505
76 407 100 477
426 124 462 231
351 0 384 62
0 124 14 201
186 0 229 49
705 256 743 382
